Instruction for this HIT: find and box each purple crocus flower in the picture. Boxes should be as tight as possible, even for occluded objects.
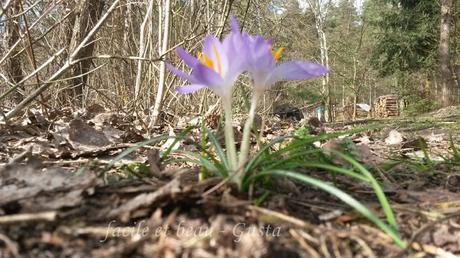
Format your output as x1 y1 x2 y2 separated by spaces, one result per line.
241 33 329 92
234 26 329 178
167 17 246 100
167 17 247 171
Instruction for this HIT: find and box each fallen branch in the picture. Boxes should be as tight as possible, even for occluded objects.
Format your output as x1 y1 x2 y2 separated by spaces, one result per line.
0 211 57 224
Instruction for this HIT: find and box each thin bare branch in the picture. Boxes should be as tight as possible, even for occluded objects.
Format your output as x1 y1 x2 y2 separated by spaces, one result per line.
1 0 121 121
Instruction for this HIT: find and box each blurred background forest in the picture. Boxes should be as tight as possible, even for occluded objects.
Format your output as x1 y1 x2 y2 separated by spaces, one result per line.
1 0 459 125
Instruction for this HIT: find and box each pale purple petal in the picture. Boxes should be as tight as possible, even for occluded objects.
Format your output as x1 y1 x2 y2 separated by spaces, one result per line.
266 37 273 45
202 35 229 76
246 35 274 70
222 33 247 79
176 47 200 67
268 61 329 85
169 17 251 98
191 63 224 86
167 63 197 83
230 16 240 32
176 84 206 94
202 35 221 59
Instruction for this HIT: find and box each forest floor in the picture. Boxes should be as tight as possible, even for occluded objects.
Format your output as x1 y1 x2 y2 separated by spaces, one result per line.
1 105 460 258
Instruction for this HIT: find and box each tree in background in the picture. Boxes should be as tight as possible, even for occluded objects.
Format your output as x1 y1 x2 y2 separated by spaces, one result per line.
2 0 24 104
327 0 365 120
439 0 455 106
67 0 105 106
1 0 458 124
370 0 459 107
306 0 332 121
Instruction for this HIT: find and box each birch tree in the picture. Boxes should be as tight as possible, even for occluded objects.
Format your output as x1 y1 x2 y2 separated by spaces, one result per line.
134 0 155 101
306 0 331 121
149 0 171 127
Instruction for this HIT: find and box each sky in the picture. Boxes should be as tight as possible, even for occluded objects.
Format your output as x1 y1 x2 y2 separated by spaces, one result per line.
297 0 364 14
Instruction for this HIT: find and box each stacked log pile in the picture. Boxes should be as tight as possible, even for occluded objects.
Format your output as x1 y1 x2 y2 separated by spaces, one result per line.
373 95 399 118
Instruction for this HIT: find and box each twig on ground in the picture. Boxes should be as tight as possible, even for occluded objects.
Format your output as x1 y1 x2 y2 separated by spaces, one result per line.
202 177 230 197
0 211 57 224
247 205 314 229
289 229 321 258
0 233 21 258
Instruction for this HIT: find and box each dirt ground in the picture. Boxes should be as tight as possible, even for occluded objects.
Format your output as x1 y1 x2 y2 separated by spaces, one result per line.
1 105 460 258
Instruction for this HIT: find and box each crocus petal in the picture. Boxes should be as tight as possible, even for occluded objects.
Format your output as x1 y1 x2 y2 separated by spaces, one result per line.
176 84 206 94
230 16 240 32
167 63 197 83
246 35 275 70
176 47 200 67
223 18 247 69
267 61 329 85
222 32 247 79
202 35 229 76
170 17 248 99
191 63 224 87
266 37 273 45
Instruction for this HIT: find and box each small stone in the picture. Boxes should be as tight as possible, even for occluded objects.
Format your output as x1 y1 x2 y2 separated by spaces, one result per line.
385 130 404 145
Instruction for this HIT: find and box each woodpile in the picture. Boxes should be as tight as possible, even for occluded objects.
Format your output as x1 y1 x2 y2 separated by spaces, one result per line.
373 94 399 118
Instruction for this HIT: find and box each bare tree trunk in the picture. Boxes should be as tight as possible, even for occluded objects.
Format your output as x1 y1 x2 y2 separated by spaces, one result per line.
3 0 24 103
122 0 133 92
307 0 331 122
149 0 171 127
68 0 105 106
369 77 373 117
440 0 453 106
318 25 330 122
352 56 357 120
352 94 357 120
134 0 155 101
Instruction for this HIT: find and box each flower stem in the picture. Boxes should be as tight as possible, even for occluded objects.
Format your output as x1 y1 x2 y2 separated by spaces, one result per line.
222 98 238 172
199 120 207 181
234 90 261 187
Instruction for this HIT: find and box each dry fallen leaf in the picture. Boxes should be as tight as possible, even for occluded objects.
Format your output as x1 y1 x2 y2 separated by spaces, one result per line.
0 165 97 211
68 119 112 150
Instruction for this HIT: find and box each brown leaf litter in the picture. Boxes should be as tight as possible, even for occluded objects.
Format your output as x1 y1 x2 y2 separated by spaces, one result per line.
1 106 460 257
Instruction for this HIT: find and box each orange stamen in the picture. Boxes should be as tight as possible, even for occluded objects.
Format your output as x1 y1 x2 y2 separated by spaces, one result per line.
198 52 214 70
270 45 284 61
